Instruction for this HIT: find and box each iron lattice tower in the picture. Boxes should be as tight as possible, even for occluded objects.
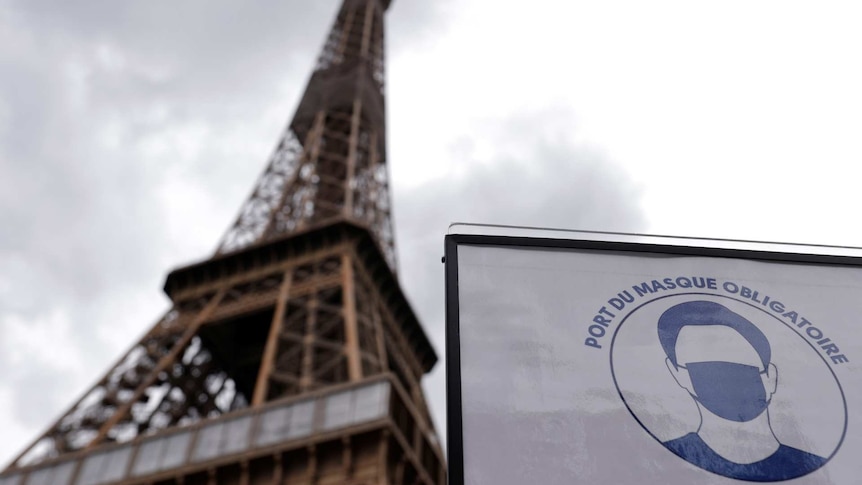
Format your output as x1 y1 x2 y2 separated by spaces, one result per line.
0 0 445 484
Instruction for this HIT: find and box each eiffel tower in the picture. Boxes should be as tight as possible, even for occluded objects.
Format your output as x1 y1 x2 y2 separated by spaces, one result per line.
0 1 444 484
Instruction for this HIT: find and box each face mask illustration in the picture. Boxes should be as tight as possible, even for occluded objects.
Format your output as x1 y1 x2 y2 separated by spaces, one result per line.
683 361 769 422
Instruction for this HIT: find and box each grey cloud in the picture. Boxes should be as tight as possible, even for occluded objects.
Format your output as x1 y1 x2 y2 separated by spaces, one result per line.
0 0 350 301
396 108 644 327
389 0 454 46
394 110 646 445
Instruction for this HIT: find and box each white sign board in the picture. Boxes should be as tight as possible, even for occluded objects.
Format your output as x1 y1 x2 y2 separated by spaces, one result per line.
445 232 861 484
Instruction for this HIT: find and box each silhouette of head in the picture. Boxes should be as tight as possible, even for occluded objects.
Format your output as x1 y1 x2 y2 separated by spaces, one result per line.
658 301 777 422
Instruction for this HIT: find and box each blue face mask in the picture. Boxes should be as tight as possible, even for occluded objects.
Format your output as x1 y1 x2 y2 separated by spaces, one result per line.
682 361 769 422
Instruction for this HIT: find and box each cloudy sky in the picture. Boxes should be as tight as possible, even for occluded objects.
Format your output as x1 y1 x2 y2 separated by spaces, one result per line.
2 0 862 466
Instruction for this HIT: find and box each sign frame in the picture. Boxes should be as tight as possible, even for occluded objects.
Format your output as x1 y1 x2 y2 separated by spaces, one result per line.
444 231 862 485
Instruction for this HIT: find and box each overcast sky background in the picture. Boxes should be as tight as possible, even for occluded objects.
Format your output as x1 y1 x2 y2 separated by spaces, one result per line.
2 0 862 466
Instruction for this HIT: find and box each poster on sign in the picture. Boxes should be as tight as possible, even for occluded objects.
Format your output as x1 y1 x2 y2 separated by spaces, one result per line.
445 228 861 485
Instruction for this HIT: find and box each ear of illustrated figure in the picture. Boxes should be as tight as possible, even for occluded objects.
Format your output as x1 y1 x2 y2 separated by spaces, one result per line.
666 357 694 394
764 362 778 397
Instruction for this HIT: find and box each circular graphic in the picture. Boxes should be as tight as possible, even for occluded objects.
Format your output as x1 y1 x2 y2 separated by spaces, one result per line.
610 294 846 482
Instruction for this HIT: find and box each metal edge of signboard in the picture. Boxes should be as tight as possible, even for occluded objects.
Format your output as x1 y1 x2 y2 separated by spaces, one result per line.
446 233 862 267
444 235 465 485
443 231 862 485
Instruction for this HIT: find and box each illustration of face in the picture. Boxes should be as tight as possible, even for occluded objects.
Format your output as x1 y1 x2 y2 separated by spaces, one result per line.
666 325 778 422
